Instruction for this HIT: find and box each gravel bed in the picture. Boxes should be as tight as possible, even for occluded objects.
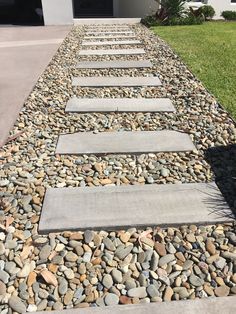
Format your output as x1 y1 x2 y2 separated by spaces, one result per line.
0 24 236 313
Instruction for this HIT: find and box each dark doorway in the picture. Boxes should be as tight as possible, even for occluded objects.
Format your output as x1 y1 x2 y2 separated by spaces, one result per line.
0 0 44 25
73 0 113 18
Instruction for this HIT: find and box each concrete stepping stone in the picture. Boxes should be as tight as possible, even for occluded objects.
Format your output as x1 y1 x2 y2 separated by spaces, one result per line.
39 182 231 233
86 27 131 31
72 76 161 87
55 131 195 155
36 296 236 314
81 40 142 46
76 60 152 69
78 48 145 56
65 98 175 113
85 31 135 36
84 35 137 40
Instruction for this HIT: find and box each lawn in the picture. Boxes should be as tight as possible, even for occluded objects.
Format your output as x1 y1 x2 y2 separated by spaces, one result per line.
152 21 236 119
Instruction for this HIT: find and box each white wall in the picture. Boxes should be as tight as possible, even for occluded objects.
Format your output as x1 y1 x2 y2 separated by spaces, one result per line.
188 1 236 19
42 0 73 25
117 0 158 18
208 0 236 19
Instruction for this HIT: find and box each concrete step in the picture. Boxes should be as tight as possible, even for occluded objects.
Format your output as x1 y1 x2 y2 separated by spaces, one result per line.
83 35 137 40
76 60 152 69
56 130 195 155
72 76 161 87
78 48 145 56
74 18 141 25
35 296 236 314
85 31 135 36
65 98 175 113
85 26 131 31
39 182 231 233
81 40 142 46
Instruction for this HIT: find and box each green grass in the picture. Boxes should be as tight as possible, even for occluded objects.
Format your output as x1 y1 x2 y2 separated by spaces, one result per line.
152 21 236 118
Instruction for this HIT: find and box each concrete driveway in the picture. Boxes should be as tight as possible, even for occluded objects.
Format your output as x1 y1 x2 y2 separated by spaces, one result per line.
0 25 71 147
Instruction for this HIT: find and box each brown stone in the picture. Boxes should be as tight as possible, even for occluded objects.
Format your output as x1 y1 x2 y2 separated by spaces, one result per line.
0 281 6 295
231 273 236 284
216 277 225 286
141 237 154 248
64 291 74 305
27 271 37 287
75 302 89 308
48 264 58 274
94 163 103 174
80 274 86 282
32 196 41 205
92 257 102 265
120 232 131 243
175 252 186 262
206 239 216 255
214 285 230 297
203 283 214 296
206 254 220 264
100 178 113 185
163 286 173 302
186 233 196 243
36 186 45 197
154 242 166 256
30 215 39 224
120 296 132 304
69 232 83 240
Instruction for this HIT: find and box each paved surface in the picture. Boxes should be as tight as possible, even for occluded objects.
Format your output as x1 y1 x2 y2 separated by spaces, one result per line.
78 49 145 56
39 182 231 233
76 60 152 69
82 40 142 46
66 98 175 112
56 131 195 155
72 76 161 87
0 25 71 147
36 296 236 314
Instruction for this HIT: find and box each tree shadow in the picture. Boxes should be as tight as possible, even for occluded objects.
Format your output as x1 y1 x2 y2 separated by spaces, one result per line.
205 144 236 220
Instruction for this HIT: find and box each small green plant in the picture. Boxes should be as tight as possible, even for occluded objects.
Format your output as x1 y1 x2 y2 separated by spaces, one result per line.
199 5 215 20
221 11 236 21
156 0 186 24
141 15 160 27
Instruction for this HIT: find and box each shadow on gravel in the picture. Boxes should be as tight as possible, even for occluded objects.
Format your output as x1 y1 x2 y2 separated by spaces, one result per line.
205 144 236 219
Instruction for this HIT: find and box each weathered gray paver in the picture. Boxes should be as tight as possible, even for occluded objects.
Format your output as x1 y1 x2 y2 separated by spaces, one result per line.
56 130 195 155
76 60 152 69
84 35 136 40
81 40 142 46
78 48 145 56
36 296 236 314
65 98 175 113
39 182 231 233
85 31 134 36
72 76 161 87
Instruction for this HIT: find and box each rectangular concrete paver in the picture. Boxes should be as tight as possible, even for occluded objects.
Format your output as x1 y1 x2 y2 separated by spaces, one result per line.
81 40 142 46
56 130 195 155
78 48 145 56
85 32 135 36
84 35 137 40
76 60 152 69
72 76 161 87
86 27 131 31
65 98 175 113
36 296 236 314
39 182 231 233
